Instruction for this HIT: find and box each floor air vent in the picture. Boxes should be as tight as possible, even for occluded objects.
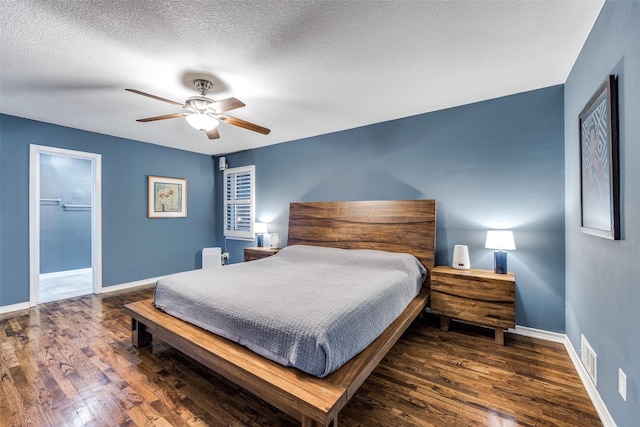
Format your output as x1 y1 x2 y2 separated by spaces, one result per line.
581 334 598 386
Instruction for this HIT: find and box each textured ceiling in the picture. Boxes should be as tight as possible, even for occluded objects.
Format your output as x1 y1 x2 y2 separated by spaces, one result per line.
1 0 604 155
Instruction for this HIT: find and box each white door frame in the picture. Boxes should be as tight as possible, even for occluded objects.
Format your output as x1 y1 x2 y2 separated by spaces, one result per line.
29 144 102 306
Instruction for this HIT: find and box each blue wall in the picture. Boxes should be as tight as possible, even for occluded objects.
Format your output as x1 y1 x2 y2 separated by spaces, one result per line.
221 85 566 332
0 114 217 306
39 154 92 273
565 1 640 425
0 130 2 305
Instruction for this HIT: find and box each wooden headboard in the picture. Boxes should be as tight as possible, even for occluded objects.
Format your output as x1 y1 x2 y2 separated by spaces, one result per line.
287 199 436 271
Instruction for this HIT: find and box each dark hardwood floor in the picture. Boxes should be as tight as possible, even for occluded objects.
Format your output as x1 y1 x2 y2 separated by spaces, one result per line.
0 287 602 427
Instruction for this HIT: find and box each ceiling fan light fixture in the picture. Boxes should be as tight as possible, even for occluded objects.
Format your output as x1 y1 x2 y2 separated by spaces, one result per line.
127 80 270 138
185 113 219 131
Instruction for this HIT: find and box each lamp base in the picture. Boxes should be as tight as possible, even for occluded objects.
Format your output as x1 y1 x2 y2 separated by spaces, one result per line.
493 250 508 274
257 234 264 247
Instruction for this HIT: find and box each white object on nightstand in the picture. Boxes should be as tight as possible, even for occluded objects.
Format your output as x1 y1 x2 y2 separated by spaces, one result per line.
269 233 280 249
452 245 470 269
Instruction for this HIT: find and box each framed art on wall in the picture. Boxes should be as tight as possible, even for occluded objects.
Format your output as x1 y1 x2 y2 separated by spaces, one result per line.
579 75 620 240
148 176 187 218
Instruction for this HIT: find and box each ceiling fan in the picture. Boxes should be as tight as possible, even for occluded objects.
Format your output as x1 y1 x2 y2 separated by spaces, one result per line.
126 79 270 140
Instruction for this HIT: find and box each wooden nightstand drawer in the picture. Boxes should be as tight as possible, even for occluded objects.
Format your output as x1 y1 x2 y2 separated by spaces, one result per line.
244 247 280 262
430 292 514 329
430 266 515 344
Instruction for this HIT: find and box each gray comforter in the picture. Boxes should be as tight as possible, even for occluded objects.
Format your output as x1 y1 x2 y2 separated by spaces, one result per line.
154 244 426 377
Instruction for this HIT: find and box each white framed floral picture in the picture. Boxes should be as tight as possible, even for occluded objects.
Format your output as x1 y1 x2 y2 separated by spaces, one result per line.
147 176 187 218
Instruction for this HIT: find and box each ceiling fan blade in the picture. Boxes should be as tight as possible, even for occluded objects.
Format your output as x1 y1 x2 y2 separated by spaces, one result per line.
211 97 245 113
205 128 220 139
136 112 188 122
125 88 184 107
219 115 271 135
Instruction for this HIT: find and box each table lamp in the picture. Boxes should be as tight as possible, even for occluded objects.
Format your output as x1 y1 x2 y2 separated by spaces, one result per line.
485 230 515 274
254 222 268 247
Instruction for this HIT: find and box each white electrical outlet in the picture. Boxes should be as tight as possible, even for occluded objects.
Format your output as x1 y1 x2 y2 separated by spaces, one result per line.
619 369 627 401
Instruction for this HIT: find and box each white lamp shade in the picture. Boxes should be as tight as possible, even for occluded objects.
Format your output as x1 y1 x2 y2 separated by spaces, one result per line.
485 230 516 250
253 222 268 234
185 113 219 131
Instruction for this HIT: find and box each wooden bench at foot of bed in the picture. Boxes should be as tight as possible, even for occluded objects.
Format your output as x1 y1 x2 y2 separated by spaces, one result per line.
123 287 429 427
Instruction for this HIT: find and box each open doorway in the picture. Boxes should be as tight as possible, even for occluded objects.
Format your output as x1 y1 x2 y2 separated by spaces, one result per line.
29 145 102 305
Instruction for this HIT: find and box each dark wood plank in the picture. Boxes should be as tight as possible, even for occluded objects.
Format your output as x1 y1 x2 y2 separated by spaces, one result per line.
0 288 602 426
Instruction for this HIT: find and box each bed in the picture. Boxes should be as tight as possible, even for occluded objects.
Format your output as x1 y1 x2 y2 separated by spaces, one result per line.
124 199 436 426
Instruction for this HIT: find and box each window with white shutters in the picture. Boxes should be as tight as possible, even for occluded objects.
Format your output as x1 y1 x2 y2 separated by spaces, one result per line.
223 165 255 240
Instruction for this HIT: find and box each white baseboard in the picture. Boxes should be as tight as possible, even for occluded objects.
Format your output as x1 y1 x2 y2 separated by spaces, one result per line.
563 334 617 427
0 301 31 315
99 276 161 294
509 325 566 343
510 325 616 427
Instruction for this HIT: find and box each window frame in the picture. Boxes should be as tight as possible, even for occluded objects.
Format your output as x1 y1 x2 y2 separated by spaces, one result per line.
223 165 255 241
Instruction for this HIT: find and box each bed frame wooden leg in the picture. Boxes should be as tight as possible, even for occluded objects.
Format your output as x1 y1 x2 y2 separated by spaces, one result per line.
131 318 152 348
439 315 451 331
301 415 337 427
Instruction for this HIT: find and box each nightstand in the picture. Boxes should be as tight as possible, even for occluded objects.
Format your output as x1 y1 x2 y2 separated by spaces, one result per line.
243 247 280 262
430 266 515 345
